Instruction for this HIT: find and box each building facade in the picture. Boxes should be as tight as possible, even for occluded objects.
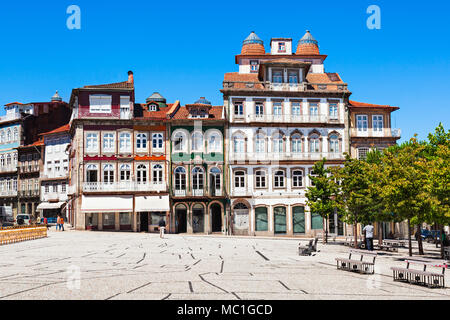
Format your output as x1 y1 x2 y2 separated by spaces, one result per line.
168 98 227 235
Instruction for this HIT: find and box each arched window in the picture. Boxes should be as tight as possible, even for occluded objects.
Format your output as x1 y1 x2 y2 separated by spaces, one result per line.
309 134 320 153
255 134 265 153
234 171 245 188
152 164 163 184
0 155 4 167
292 170 303 188
274 170 285 188
6 129 11 142
272 133 283 153
120 164 131 182
233 134 245 153
13 128 18 142
192 167 204 190
6 154 11 166
207 132 221 153
329 134 339 153
103 164 114 184
0 131 4 144
174 167 186 191
137 164 147 184
152 133 164 150
210 167 221 192
136 133 148 150
291 134 302 153
13 153 17 165
103 133 115 152
86 164 98 182
173 131 186 152
119 132 132 153
191 132 203 152
255 170 267 188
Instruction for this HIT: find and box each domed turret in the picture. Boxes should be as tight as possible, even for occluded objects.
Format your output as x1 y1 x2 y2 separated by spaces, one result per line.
296 30 320 55
241 31 265 55
51 91 62 102
194 97 211 105
146 92 166 104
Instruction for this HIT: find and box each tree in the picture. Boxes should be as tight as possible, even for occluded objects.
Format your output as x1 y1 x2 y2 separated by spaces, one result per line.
305 159 339 244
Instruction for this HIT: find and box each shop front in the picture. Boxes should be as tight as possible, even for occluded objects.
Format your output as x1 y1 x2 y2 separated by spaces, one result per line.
135 195 170 233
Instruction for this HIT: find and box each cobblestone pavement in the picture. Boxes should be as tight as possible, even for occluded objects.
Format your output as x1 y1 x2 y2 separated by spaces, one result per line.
0 229 449 300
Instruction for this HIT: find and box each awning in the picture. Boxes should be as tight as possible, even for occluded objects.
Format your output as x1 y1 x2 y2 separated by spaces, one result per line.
36 202 65 211
81 195 133 213
135 195 169 212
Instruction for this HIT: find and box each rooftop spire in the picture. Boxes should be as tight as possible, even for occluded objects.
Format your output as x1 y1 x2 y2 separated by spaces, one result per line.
241 31 265 55
296 30 320 55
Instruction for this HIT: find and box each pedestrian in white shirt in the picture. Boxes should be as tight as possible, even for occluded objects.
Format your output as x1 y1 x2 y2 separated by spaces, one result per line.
363 223 375 251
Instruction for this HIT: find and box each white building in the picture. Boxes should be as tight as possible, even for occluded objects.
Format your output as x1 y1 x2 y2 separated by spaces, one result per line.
222 31 350 237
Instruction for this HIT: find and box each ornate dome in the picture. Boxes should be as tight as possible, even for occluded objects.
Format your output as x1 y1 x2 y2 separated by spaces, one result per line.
241 31 265 55
296 30 320 55
194 97 211 105
146 92 166 104
51 91 62 102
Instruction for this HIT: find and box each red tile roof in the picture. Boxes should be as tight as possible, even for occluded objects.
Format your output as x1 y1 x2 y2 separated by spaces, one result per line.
349 100 399 110
171 106 224 121
83 81 134 89
5 102 23 106
39 124 70 136
20 139 45 149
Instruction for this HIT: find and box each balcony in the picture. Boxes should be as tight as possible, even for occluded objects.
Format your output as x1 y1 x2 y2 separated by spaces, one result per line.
232 188 253 197
248 114 336 124
223 81 349 93
230 152 345 162
0 113 21 123
172 188 223 198
351 128 402 138
42 192 68 202
0 190 18 197
19 164 40 174
0 165 18 173
19 190 40 198
82 181 167 193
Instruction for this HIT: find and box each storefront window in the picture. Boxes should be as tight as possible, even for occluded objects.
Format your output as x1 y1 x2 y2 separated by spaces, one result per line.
255 207 268 232
151 212 166 226
274 206 287 234
311 212 323 230
119 212 131 225
103 213 115 226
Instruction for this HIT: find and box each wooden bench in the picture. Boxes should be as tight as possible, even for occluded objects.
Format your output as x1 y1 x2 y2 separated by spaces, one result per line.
379 241 399 252
391 259 447 288
335 249 377 274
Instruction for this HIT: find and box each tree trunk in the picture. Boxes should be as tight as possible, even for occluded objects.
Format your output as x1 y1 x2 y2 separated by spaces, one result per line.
441 225 445 259
378 222 383 247
354 218 358 249
325 217 328 244
408 220 412 257
416 224 424 255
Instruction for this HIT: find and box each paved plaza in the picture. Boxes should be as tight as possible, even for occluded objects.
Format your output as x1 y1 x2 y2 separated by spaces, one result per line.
0 229 449 300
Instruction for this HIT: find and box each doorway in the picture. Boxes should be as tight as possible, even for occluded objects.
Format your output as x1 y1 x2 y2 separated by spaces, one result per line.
192 204 204 233
140 212 148 232
175 205 187 234
211 203 222 233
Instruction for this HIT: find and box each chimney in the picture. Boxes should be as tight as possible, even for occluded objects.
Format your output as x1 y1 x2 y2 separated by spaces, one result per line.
128 71 134 84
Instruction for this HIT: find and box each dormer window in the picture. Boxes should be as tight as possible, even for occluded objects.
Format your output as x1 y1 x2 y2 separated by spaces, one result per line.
250 60 259 73
149 104 158 111
190 108 208 119
272 70 283 83
278 42 286 53
288 70 298 84
90 95 112 114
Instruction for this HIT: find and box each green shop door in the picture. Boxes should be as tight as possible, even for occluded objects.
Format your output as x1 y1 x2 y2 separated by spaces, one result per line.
274 207 286 234
293 206 305 234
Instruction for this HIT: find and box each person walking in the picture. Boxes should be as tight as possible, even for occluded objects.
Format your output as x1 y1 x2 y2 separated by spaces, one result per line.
56 215 61 231
159 218 166 239
60 216 65 231
363 222 375 251
44 217 48 230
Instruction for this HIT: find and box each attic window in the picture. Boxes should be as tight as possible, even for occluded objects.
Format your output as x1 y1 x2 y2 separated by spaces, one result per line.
278 42 286 53
190 108 208 119
328 73 339 82
250 60 259 73
149 104 158 111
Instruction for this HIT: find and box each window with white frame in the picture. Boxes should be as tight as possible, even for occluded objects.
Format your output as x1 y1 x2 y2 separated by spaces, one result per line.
356 115 368 132
233 134 245 153
255 170 266 188
191 132 203 152
54 160 61 173
173 131 186 152
137 164 147 184
278 42 286 52
103 164 114 184
45 184 49 193
120 96 130 115
136 133 148 150
120 164 131 182
309 134 320 153
89 95 112 113
61 184 66 193
291 134 302 153
288 70 298 84
47 161 52 174
255 134 265 153
63 160 68 172
174 167 186 190
192 167 204 190
358 147 370 160
13 128 18 141
292 170 303 188
329 134 339 153
6 154 11 166
86 133 99 152
274 170 285 188
148 104 158 111
208 132 221 153
309 170 318 186
373 115 384 132
250 60 259 73
234 171 245 188
329 103 338 119
272 134 283 153
234 102 244 116
13 178 17 191
6 129 11 142
119 132 132 153
309 103 319 116
272 70 283 83
273 102 282 116
152 133 164 150
255 103 264 117
103 133 115 153
291 102 301 116
152 164 163 184
86 164 98 182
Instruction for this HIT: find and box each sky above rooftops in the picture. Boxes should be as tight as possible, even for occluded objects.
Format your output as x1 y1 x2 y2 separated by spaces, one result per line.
0 0 449 142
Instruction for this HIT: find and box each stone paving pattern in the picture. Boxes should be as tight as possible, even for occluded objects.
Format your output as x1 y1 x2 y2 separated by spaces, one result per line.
1 229 449 300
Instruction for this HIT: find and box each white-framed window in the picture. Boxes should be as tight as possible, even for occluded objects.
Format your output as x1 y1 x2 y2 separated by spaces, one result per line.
274 170 285 188
0 155 4 167
273 102 282 116
250 60 259 73
207 132 221 153
13 127 18 142
103 133 115 153
272 70 283 83
44 184 49 193
86 133 99 152
47 161 52 174
173 131 186 152
292 170 304 188
234 171 245 188
291 102 301 116
356 115 368 132
103 164 114 184
234 102 244 116
6 154 11 166
191 132 203 152
120 164 131 182
89 95 112 113
54 139 61 153
255 170 266 188
137 164 148 184
272 134 283 153
329 103 338 119
255 135 265 153
119 132 132 153
149 104 158 111
54 160 61 173
329 134 339 153
192 167 204 190
61 184 66 193
373 115 384 132
291 134 302 153
136 133 148 150
174 167 186 190
152 133 164 151
0 130 5 144
309 170 318 187
6 129 11 142
233 135 245 153
358 147 370 160
86 164 98 182
255 103 264 117
47 144 53 154
309 103 319 116
152 164 163 184
278 42 286 52
288 71 298 84
309 135 320 153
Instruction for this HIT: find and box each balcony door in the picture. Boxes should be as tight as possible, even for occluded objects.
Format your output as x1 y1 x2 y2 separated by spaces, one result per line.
209 167 221 196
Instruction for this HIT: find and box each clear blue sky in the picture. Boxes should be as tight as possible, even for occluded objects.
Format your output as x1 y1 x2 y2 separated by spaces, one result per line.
0 0 448 142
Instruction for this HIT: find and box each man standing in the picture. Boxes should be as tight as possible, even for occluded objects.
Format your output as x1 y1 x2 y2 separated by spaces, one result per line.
56 215 61 231
363 222 375 251
159 218 166 239
60 216 65 231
